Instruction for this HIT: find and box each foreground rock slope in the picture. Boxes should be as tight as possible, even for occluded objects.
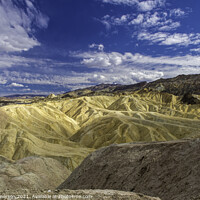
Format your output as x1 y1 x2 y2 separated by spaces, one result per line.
58 139 200 200
0 156 70 191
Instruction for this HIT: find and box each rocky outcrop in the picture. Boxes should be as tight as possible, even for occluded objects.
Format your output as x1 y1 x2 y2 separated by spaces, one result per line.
0 156 70 191
47 93 56 99
181 93 200 104
145 74 200 96
58 139 200 200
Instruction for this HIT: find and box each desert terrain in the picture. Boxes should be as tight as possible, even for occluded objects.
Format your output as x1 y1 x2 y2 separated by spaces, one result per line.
0 74 199 199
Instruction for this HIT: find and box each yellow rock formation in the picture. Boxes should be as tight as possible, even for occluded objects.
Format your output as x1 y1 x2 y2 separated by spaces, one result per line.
0 91 199 171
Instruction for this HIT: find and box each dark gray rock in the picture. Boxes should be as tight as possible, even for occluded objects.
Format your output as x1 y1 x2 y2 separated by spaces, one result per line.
58 139 200 200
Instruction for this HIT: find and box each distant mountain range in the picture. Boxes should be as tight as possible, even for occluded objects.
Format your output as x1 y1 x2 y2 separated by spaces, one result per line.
4 94 46 99
2 74 200 99
62 74 200 98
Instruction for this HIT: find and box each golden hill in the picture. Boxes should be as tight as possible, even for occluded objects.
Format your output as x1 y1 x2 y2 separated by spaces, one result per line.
0 105 92 171
0 90 200 172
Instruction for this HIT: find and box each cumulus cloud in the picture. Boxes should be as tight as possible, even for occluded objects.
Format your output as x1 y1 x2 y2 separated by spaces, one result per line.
138 32 200 46
99 1 191 48
110 14 130 25
101 0 165 11
137 0 165 12
0 0 49 52
88 74 106 82
101 10 181 32
89 43 104 51
9 83 24 87
140 12 181 30
69 49 200 83
2 49 198 91
129 14 144 25
170 8 186 17
1 49 200 94
100 14 129 28
87 70 163 84
72 51 123 67
69 49 200 86
73 51 200 68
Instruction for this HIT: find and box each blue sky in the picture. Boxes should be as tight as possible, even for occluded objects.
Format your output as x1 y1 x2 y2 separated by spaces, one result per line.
0 0 200 95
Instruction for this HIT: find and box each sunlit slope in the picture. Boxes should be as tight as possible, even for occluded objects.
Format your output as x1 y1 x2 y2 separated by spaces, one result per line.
70 113 200 148
0 105 92 171
69 92 200 148
53 96 118 126
0 91 199 167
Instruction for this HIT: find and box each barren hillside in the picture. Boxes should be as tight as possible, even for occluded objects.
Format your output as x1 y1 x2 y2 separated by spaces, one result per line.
0 74 199 195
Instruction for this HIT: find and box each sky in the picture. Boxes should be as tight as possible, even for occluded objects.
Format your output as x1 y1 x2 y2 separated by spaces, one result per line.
0 0 200 96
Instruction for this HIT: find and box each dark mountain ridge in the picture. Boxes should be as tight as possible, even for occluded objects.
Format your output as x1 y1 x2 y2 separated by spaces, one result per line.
62 74 200 98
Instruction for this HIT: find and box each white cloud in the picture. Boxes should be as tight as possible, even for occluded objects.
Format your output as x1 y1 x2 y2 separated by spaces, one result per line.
138 32 200 46
0 79 7 84
9 83 24 87
137 12 181 31
87 70 164 84
143 12 161 26
112 14 130 25
73 51 123 67
101 15 112 31
68 50 200 85
0 54 50 69
161 33 190 46
170 8 186 17
88 74 106 82
1 49 200 93
73 51 200 68
190 48 200 53
158 22 180 31
138 32 168 43
101 0 138 6
102 11 181 32
161 33 200 46
101 0 165 11
89 43 104 51
137 0 165 12
129 14 144 25
0 0 49 52
100 14 130 29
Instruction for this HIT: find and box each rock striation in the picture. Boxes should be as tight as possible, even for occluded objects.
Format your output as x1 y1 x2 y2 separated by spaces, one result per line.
0 90 200 172
58 139 200 200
